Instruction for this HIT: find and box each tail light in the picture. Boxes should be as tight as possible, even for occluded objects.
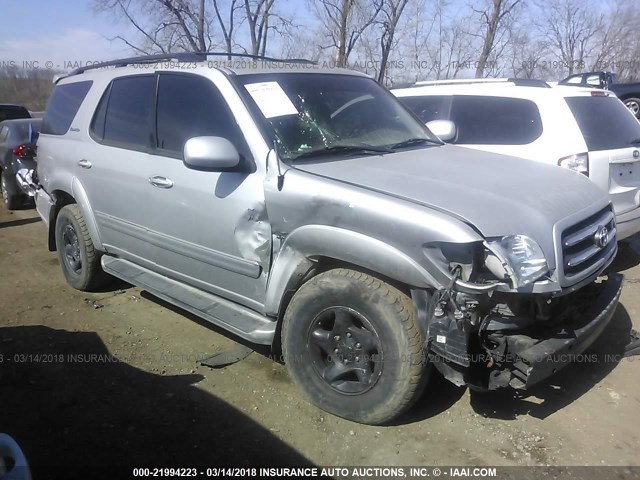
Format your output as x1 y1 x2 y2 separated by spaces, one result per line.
12 144 36 158
558 152 589 176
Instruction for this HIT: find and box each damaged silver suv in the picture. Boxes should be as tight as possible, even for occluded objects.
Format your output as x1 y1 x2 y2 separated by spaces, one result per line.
24 53 622 425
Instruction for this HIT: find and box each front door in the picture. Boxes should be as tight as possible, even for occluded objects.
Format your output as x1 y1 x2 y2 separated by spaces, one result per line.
142 73 271 311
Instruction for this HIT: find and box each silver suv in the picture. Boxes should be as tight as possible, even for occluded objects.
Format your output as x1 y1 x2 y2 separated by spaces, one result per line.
26 53 622 425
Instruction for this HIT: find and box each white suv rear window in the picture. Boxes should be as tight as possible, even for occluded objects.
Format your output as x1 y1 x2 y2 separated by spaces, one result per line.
400 95 543 145
565 96 640 151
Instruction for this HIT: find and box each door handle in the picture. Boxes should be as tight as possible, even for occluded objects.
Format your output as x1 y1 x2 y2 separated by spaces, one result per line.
148 175 174 189
78 159 92 169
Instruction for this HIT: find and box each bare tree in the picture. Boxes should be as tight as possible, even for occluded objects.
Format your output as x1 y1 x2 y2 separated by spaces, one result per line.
212 0 243 54
95 0 213 53
472 0 522 78
94 0 253 55
313 0 384 67
244 0 274 55
376 0 409 82
534 0 603 76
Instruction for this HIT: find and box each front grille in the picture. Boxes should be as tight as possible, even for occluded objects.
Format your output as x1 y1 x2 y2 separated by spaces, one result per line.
561 206 616 281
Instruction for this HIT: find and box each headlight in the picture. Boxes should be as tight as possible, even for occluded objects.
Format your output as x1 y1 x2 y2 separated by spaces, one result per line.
488 235 548 287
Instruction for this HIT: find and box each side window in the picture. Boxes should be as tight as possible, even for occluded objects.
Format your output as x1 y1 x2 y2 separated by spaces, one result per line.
586 75 602 87
0 126 8 143
565 75 583 85
398 95 451 123
156 74 245 155
102 75 156 149
41 81 92 135
449 95 543 145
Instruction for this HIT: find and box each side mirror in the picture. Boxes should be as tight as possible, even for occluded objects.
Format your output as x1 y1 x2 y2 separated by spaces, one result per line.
426 120 457 143
183 136 240 170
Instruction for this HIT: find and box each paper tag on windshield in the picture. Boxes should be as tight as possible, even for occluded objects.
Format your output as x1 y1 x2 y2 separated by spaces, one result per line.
245 82 298 118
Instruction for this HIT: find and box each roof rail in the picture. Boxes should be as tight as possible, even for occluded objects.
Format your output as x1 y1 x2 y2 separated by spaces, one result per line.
407 77 550 88
66 52 316 77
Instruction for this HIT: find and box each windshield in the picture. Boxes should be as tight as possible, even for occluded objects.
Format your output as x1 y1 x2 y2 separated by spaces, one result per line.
235 73 440 161
565 96 640 151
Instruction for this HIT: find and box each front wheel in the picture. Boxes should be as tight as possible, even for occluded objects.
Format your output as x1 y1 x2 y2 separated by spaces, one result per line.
54 204 109 291
624 97 640 119
282 268 429 424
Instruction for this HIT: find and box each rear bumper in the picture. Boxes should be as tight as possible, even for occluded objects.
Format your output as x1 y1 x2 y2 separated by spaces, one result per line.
500 273 623 389
15 168 53 226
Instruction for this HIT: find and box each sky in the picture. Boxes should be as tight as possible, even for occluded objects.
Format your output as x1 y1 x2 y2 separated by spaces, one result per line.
0 0 144 70
0 0 310 71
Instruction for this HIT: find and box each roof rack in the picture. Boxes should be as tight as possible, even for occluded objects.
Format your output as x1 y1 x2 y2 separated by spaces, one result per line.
408 77 550 88
67 52 316 77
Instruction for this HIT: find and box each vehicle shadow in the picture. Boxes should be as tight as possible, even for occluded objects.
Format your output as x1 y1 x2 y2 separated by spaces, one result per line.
0 216 40 229
468 303 633 420
607 239 640 273
0 325 315 472
390 368 467 426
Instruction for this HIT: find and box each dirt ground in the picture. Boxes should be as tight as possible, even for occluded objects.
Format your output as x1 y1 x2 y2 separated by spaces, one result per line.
1 203 639 473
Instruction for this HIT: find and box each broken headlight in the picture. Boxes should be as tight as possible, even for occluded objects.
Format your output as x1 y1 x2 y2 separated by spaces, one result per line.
488 235 548 287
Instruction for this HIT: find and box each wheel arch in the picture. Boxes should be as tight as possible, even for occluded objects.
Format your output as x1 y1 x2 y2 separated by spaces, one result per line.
264 225 441 321
48 179 103 252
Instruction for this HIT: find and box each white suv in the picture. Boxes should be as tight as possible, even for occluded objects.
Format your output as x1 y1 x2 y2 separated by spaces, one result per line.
392 79 640 240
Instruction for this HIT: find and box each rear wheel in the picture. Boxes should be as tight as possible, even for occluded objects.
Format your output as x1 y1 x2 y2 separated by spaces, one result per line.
624 97 640 119
282 268 429 425
54 204 109 291
1 170 24 210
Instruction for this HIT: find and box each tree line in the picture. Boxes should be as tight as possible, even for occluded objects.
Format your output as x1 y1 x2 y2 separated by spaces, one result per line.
94 0 640 84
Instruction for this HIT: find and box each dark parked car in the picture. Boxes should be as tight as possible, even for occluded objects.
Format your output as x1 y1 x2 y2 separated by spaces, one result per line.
559 71 640 118
0 118 41 209
0 104 31 122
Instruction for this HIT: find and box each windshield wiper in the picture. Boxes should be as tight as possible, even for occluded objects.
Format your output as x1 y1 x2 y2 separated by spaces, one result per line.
628 138 640 146
390 137 442 149
292 144 394 161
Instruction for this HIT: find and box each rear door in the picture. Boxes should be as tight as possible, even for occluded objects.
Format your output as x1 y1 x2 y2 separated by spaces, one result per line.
80 74 157 262
565 94 640 218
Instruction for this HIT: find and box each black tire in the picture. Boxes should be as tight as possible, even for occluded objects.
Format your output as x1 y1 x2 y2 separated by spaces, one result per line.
54 204 109 291
1 169 24 210
282 268 429 425
624 97 640 119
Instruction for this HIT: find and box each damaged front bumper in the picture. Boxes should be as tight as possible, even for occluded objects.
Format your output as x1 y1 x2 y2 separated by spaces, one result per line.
426 273 624 391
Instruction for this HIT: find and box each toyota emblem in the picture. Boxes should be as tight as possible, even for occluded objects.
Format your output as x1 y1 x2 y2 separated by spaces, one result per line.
634 150 639 159
594 226 609 248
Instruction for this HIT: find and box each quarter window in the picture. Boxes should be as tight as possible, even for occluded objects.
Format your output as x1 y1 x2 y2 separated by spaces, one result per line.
41 81 92 135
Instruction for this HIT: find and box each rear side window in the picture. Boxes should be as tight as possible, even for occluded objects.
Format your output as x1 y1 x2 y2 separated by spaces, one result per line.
450 96 543 145
156 74 243 155
398 95 451 123
565 96 640 151
42 81 92 135
101 75 156 149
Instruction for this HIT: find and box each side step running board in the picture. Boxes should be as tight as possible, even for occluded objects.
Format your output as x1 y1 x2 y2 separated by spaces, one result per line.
101 256 276 345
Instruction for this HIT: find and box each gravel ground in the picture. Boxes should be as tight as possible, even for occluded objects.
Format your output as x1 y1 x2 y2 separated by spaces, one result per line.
1 204 639 473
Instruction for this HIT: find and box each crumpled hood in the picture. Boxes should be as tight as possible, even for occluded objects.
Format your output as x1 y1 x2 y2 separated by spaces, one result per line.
293 145 608 258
